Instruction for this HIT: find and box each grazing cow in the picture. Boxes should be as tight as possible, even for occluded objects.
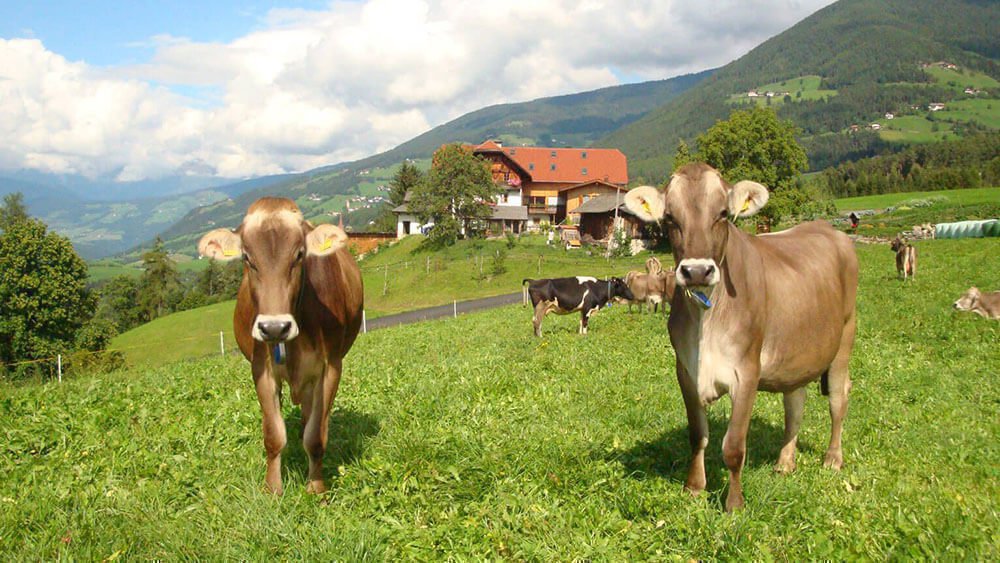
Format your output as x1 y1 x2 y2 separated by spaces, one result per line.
198 197 364 495
891 236 917 280
625 163 858 511
523 276 634 336
953 287 1000 319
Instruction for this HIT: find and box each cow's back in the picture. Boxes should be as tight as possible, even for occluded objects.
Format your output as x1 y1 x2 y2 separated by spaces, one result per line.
751 221 858 383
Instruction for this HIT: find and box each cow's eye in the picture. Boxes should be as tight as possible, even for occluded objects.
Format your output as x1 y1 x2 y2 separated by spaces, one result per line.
242 253 257 271
662 213 676 225
295 249 304 262
719 209 729 221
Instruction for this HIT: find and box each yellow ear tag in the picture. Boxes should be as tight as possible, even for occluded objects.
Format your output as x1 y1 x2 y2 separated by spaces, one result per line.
642 201 651 214
319 238 332 251
222 248 237 257
741 198 751 213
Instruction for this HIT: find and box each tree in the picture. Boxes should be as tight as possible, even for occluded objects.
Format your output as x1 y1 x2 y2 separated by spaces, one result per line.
694 106 809 225
374 160 425 232
409 143 501 247
0 192 29 231
97 275 145 332
139 237 180 321
0 218 95 369
672 139 693 172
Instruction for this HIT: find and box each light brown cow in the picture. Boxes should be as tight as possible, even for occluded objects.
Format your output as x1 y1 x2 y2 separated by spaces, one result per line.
891 235 917 280
953 287 1000 319
198 197 363 494
625 163 858 511
625 269 675 313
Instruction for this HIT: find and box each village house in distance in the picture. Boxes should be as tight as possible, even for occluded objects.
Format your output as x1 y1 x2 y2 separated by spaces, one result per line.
393 140 631 239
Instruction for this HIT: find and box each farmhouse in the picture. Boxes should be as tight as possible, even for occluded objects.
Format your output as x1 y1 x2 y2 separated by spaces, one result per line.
928 102 946 111
869 123 882 130
394 140 628 238
885 112 895 120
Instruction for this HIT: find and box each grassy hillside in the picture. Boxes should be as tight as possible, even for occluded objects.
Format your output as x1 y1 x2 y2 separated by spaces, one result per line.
108 234 662 365
601 0 1000 181
834 186 1000 210
149 73 710 258
3 239 998 558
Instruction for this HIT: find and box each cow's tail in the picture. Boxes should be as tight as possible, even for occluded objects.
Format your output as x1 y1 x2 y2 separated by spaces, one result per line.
820 371 830 396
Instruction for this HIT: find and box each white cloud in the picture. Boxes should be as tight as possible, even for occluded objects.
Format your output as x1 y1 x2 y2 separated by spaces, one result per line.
0 0 835 182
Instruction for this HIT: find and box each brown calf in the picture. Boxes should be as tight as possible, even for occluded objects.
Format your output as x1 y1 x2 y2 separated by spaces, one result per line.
198 197 363 494
626 163 858 511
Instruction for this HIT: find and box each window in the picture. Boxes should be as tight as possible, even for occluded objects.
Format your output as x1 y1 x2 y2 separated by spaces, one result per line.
550 164 556 171
509 149 516 155
581 151 587 159
529 163 535 171
550 150 557 157
581 167 588 176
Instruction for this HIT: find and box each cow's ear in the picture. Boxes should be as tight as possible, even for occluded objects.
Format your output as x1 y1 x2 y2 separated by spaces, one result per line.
729 180 769 219
198 228 243 261
625 185 666 222
306 223 348 257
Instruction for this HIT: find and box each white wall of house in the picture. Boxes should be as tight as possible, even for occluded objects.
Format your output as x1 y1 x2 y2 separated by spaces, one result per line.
497 188 522 206
395 213 433 238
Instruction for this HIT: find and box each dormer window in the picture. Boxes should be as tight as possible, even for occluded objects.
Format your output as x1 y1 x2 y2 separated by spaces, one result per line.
581 151 587 159
550 164 556 171
582 167 588 176
550 150 557 157
529 163 535 171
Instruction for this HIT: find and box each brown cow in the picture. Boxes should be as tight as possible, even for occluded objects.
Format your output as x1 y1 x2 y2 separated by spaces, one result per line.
953 287 1000 319
890 235 917 280
198 197 363 495
625 163 858 511
625 269 675 313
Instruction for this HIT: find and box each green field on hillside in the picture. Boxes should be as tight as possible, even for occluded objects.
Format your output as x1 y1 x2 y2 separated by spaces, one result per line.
834 186 1000 211
728 75 838 107
924 66 1000 92
935 98 1000 129
107 234 661 365
877 115 958 143
3 239 998 559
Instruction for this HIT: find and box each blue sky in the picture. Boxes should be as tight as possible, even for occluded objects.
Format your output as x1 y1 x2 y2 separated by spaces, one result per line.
0 0 331 66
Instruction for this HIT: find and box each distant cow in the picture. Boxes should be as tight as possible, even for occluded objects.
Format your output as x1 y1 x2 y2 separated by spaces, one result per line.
646 256 663 275
625 163 858 511
625 270 675 313
198 197 364 495
953 287 1000 319
891 236 917 280
523 276 634 336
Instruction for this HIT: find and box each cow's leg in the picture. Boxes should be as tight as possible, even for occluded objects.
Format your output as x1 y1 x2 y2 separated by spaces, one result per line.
722 366 759 512
676 363 708 495
303 358 343 494
532 301 548 337
579 307 599 335
775 386 807 474
253 358 287 495
824 315 855 470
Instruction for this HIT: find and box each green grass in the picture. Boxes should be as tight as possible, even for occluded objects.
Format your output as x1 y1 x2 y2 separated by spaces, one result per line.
3 239 998 558
935 98 1000 129
924 66 1000 92
105 234 663 365
110 300 237 366
877 115 958 144
728 75 838 106
835 186 1000 211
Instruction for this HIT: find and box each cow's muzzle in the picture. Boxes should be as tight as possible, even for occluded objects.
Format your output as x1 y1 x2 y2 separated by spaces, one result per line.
677 258 720 288
252 314 300 342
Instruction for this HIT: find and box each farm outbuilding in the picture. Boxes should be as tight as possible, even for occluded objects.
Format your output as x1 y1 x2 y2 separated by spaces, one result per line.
572 193 644 241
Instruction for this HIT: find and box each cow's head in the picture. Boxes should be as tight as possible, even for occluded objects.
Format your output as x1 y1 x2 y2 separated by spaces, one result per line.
624 163 768 292
609 277 635 302
890 236 905 252
953 286 981 312
197 197 348 342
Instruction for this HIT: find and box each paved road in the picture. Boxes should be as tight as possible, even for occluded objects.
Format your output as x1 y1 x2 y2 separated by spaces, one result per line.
364 292 523 332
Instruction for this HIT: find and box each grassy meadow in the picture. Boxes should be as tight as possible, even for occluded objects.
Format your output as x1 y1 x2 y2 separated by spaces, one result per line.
3 238 999 559
105 235 661 366
833 187 1000 238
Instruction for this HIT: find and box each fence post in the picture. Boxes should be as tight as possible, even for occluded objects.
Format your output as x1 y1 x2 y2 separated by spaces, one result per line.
57 355 62 383
383 264 389 296
453 300 457 318
362 310 367 334
220 331 225 357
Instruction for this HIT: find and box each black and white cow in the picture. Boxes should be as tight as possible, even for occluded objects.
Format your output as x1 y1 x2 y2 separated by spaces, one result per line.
522 276 635 336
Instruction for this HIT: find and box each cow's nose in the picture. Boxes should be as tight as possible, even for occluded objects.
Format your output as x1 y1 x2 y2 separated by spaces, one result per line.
257 320 292 341
680 264 715 286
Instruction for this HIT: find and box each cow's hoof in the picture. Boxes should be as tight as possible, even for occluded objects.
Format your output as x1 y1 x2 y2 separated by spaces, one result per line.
773 460 796 474
264 482 284 496
683 480 706 496
306 480 327 494
823 451 843 470
725 495 745 512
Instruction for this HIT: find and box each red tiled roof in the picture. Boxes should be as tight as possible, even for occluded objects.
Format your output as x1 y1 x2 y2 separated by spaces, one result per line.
471 141 627 185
